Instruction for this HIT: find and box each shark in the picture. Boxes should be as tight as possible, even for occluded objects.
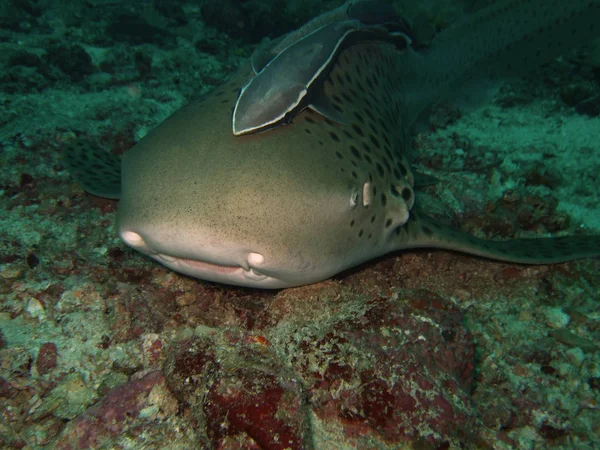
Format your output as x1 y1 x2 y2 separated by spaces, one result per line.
64 0 600 288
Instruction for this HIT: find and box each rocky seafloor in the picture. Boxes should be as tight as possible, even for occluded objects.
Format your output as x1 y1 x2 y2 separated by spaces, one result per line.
0 0 599 448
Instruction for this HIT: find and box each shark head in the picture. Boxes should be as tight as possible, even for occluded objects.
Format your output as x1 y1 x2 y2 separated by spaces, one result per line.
117 43 416 288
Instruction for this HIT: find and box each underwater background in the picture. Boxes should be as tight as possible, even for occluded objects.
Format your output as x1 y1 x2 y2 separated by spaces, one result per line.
0 0 599 448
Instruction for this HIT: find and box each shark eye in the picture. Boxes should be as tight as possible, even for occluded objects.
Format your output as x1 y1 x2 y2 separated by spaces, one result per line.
391 183 414 209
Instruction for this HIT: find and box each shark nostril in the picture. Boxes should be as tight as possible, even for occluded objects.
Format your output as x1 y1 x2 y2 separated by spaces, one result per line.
121 231 145 248
248 252 265 266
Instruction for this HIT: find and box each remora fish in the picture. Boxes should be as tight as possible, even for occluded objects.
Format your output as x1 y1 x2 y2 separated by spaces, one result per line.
234 0 411 135
65 0 600 288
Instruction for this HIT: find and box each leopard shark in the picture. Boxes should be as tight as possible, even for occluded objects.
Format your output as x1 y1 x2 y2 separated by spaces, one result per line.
64 0 600 288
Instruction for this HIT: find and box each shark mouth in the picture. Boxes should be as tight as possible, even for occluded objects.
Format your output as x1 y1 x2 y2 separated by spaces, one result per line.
152 252 269 282
119 230 271 284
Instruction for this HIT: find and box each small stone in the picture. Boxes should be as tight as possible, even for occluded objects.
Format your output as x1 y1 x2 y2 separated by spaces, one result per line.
51 373 97 420
36 342 58 375
518 309 534 321
142 334 164 367
0 264 24 279
176 292 195 306
589 362 600 378
26 298 46 321
556 362 572 378
544 307 570 329
565 347 585 367
174 327 195 340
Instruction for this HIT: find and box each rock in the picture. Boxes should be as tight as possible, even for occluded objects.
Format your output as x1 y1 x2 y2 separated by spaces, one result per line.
164 290 478 447
165 334 309 449
53 371 176 449
36 342 57 375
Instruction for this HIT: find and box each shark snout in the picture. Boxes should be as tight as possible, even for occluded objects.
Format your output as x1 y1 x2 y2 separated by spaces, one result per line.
120 227 264 268
120 230 148 251
118 226 278 285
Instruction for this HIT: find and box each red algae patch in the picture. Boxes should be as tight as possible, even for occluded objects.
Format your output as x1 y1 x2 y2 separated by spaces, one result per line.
164 291 478 448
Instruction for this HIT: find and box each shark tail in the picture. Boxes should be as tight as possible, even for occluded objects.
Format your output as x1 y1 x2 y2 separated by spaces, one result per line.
62 139 122 200
399 211 600 264
400 0 600 120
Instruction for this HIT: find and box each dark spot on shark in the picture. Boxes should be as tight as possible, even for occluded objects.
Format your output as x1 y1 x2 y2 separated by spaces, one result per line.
382 158 392 172
352 124 364 137
383 134 391 147
369 134 381 149
384 146 394 162
350 146 361 159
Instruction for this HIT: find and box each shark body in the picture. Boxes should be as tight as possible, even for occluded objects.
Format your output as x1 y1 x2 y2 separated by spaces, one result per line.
65 0 600 288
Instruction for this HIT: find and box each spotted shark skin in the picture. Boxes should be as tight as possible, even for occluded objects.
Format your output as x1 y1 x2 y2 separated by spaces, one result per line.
64 0 600 288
